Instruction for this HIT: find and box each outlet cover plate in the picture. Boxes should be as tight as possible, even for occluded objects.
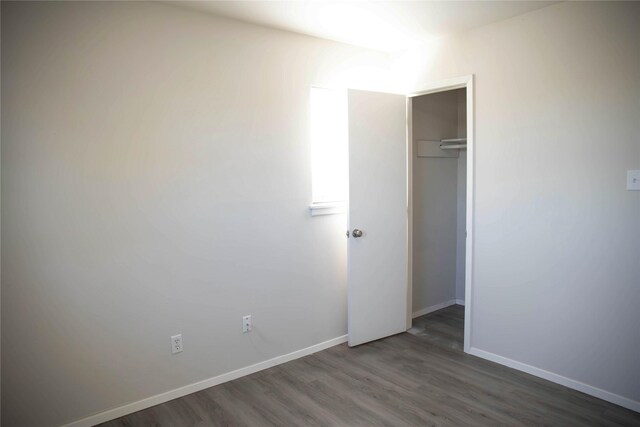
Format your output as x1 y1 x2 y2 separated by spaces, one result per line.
242 315 252 333
171 334 183 354
627 170 640 190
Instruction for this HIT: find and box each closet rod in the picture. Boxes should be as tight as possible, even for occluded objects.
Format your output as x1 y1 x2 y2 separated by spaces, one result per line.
440 138 467 143
439 144 467 150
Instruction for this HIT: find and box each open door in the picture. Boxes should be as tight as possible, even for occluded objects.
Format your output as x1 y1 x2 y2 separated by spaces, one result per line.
347 89 408 347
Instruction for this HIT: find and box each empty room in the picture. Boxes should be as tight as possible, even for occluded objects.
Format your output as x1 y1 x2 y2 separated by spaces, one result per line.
1 1 639 426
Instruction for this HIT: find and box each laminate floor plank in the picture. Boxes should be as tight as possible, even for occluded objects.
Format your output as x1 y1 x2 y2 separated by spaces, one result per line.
99 305 640 426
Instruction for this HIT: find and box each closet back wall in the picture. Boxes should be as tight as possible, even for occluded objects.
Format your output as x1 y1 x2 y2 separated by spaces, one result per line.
412 89 466 314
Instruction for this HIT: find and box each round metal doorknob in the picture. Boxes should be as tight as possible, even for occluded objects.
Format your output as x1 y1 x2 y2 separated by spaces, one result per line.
352 229 363 238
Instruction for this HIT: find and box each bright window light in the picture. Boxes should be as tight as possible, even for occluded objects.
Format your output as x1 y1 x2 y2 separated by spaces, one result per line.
310 87 348 210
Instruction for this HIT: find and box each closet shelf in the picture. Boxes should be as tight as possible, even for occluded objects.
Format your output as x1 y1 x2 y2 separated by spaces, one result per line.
439 137 467 150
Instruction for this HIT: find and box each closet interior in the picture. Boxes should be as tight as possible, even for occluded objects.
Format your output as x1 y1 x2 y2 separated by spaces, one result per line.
411 88 467 323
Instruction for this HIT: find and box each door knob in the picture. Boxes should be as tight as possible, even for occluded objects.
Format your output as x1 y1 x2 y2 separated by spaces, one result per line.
352 229 363 238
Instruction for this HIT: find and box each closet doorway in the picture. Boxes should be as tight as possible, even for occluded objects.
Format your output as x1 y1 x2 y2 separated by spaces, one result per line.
407 80 473 352
345 76 473 350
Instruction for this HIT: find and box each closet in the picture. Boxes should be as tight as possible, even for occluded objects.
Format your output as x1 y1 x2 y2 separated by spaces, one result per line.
411 88 467 320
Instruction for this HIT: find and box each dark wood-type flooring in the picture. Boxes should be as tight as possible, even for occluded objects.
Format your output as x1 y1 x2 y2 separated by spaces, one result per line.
101 305 640 426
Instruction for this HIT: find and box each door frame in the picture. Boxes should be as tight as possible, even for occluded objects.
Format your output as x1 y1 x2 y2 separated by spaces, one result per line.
406 75 474 353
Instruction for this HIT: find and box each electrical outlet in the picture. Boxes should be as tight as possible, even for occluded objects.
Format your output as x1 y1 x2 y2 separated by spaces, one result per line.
171 334 183 354
242 315 252 333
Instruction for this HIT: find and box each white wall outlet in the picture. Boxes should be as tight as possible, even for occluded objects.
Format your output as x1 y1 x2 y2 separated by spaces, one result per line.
627 170 640 191
242 315 252 333
171 334 183 354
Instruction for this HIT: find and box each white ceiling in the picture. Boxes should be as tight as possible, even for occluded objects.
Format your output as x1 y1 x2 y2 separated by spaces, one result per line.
168 1 557 52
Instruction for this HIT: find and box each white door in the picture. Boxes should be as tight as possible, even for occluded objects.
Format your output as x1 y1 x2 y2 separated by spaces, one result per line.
347 89 408 347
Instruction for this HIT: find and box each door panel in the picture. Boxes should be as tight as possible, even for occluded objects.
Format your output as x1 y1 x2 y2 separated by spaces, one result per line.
347 90 408 347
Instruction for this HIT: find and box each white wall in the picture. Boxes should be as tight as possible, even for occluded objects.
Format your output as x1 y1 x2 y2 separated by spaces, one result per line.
412 89 466 312
398 1 640 407
0 2 393 426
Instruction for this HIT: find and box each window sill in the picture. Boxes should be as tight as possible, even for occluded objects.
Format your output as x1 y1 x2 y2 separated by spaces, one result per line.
309 201 346 216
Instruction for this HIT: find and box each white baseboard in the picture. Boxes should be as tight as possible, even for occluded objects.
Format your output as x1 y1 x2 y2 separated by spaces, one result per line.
455 299 465 306
412 299 459 318
62 335 348 427
468 347 640 413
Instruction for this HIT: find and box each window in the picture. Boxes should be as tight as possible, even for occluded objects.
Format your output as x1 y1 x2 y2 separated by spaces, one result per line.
309 87 348 216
